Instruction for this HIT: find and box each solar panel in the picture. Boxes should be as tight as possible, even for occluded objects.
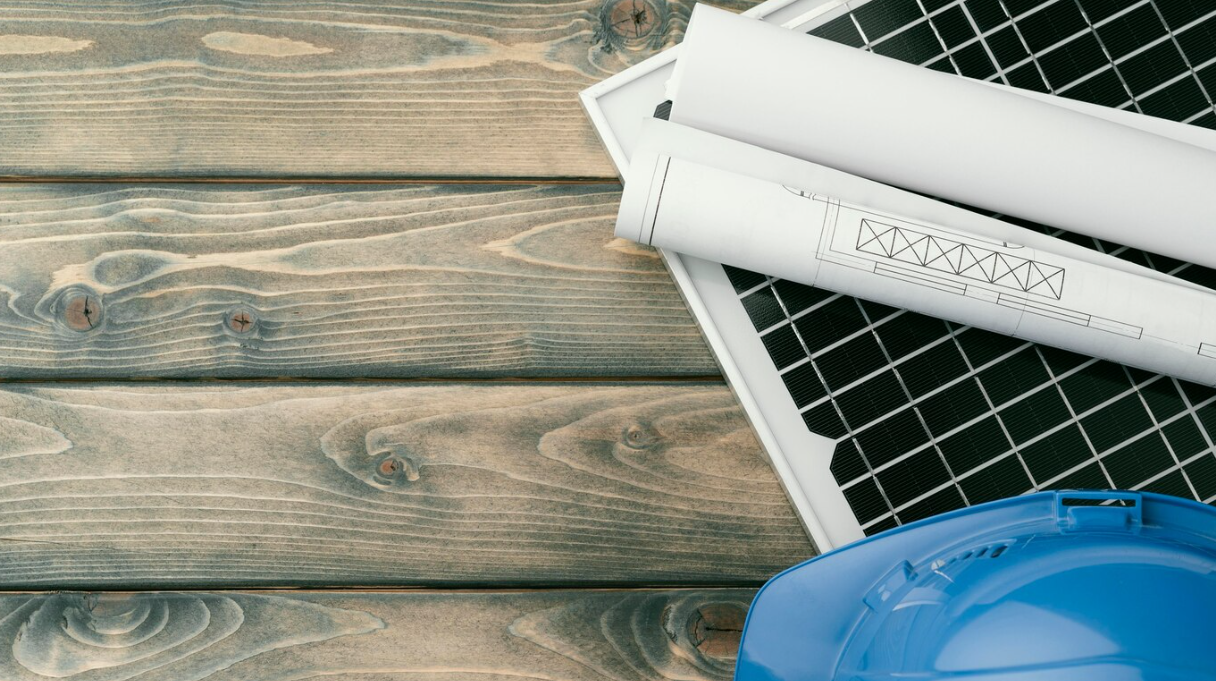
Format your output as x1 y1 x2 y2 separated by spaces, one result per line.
731 0 1216 534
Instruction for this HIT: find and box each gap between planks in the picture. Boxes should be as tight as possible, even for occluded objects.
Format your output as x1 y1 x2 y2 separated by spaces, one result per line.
0 584 765 595
0 376 727 385
0 176 622 185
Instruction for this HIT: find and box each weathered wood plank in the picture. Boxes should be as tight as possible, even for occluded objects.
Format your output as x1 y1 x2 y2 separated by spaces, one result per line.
0 382 814 588
0 183 716 378
0 588 754 680
0 0 759 179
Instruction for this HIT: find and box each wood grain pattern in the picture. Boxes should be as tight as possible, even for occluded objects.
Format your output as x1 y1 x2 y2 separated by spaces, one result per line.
0 183 716 378
0 588 754 680
0 0 759 179
0 382 814 588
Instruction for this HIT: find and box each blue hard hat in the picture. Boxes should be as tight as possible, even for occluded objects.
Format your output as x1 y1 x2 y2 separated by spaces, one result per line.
735 491 1216 681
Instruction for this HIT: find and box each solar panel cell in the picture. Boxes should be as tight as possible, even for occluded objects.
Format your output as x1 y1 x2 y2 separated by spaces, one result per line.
1058 68 1129 107
857 408 931 467
952 40 1000 77
1103 432 1175 488
873 20 944 62
1163 416 1208 458
832 440 871 481
966 0 1009 32
1013 1 1088 53
1185 453 1216 499
1156 0 1211 31
1140 75 1208 120
1019 423 1090 481
837 371 909 428
897 341 971 398
1037 32 1108 88
1006 61 1052 90
809 13 867 48
1003 0 1054 19
919 378 991 435
998 387 1072 444
1095 4 1167 60
978 347 1052 406
940 415 1011 472
1142 469 1193 496
898 484 966 522
1081 393 1155 452
1118 40 1188 95
741 286 786 330
761 324 805 369
986 24 1032 67
1057 360 1132 413
933 6 978 48
878 449 953 507
855 0 927 40
774 278 834 314
819 334 890 390
1176 17 1216 65
724 264 765 294
795 296 868 354
804 401 850 438
842 475 890 521
1075 0 1125 23
1054 461 1110 488
782 361 828 407
958 453 1033 502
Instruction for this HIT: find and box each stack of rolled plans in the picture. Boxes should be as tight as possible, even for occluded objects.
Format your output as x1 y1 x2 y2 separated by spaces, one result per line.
614 4 1216 387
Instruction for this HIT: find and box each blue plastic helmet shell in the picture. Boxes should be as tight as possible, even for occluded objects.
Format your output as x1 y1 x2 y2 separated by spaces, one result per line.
735 491 1216 680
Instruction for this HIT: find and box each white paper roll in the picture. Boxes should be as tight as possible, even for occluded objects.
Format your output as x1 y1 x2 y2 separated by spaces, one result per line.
617 127 1216 387
668 5 1216 271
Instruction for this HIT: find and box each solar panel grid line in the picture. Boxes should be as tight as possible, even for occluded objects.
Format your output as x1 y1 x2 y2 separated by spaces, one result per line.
1175 380 1216 449
869 332 1203 517
934 334 1035 501
825 331 1032 519
992 0 1060 87
1033 351 1118 489
946 0 1013 83
1050 4 1144 99
856 293 974 507
860 0 1216 118
779 355 814 375
1145 2 1216 110
787 292 848 324
849 8 873 44
1183 107 1213 125
794 325 954 404
722 0 1216 534
1122 366 1204 498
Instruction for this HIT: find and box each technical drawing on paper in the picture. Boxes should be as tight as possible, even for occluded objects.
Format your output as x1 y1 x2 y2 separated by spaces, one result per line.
856 220 1065 300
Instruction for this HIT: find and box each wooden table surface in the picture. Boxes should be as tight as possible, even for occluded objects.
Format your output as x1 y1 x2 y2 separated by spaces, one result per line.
0 1 817 677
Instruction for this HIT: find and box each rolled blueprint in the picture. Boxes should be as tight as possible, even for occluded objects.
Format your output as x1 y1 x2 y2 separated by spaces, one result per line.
667 5 1216 271
617 123 1216 386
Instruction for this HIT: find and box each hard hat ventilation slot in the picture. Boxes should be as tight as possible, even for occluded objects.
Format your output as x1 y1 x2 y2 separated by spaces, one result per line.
944 542 1011 566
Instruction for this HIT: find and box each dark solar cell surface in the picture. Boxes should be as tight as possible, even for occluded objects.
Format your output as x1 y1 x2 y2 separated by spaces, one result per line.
726 0 1216 533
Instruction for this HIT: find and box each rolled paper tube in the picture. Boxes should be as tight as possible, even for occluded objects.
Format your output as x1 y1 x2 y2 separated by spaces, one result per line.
618 148 1216 386
668 5 1216 271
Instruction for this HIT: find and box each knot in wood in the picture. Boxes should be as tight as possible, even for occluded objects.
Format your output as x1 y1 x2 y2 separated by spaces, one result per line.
57 288 104 333
606 0 660 40
621 422 660 450
372 451 420 487
226 306 259 335
687 602 745 661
